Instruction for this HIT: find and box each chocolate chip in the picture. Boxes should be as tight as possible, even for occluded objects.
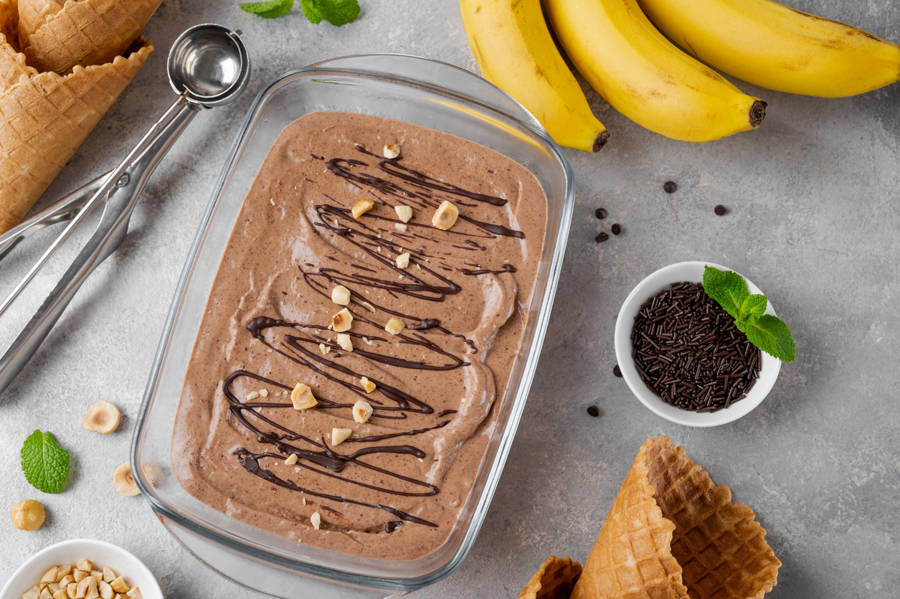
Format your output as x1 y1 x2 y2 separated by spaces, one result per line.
595 208 608 220
586 405 600 417
714 204 728 216
613 364 622 378
595 232 609 243
611 223 622 235
663 181 677 194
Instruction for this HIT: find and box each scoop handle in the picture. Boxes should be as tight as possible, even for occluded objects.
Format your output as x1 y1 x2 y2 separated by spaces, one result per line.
0 95 197 395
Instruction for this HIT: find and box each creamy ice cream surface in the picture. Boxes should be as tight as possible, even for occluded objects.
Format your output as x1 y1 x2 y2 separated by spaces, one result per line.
172 112 547 560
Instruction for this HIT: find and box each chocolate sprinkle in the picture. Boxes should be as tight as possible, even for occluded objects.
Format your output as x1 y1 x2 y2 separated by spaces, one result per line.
714 204 728 216
595 208 608 220
613 364 622 378
630 282 760 412
611 223 622 236
663 181 677 194
586 405 600 417
595 232 609 243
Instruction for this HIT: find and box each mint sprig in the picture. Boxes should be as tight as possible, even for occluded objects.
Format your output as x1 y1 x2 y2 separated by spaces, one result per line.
702 265 796 362
21 430 70 494
239 0 361 25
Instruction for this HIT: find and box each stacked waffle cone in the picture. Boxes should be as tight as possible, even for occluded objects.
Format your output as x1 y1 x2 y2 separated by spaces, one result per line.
0 0 159 234
519 436 781 599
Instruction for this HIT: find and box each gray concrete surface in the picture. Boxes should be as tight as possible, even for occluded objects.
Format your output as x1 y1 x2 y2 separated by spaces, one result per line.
2 1 898 597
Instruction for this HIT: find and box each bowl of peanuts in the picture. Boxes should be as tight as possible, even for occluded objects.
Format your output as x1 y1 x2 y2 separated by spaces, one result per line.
0 539 162 599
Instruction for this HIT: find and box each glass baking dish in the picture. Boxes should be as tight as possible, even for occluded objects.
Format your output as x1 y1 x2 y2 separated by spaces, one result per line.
131 54 573 597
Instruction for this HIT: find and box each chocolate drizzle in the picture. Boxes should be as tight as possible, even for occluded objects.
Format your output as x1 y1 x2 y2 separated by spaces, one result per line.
219 143 528 533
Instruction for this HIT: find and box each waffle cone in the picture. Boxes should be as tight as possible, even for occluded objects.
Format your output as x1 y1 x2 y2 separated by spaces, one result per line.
18 0 162 74
570 436 780 599
518 556 582 599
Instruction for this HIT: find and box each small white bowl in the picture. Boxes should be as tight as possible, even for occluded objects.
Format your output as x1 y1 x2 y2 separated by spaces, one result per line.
1 539 163 599
614 261 781 427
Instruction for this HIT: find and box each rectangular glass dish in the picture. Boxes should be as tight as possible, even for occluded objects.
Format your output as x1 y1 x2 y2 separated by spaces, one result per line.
132 54 573 596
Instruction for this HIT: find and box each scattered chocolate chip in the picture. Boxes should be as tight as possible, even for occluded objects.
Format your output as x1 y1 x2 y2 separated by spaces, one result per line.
714 204 728 216
663 181 677 194
613 364 622 378
594 207 608 220
611 223 622 235
586 405 600 418
595 232 609 243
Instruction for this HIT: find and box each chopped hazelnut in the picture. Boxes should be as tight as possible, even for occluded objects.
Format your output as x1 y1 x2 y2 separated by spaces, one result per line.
384 317 405 335
108 578 129 594
310 511 321 530
431 200 459 230
395 252 410 269
331 308 353 332
352 400 373 423
82 400 121 434
290 383 317 410
245 391 259 401
101 568 117 584
331 285 351 306
113 462 140 497
284 454 299 466
318 343 330 355
359 377 376 393
383 143 401 159
394 205 413 223
393 223 407 233
331 427 352 446
336 333 353 352
351 199 374 219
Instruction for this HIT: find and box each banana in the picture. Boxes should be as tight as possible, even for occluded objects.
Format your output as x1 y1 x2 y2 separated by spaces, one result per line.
544 0 766 142
458 0 608 152
637 0 900 97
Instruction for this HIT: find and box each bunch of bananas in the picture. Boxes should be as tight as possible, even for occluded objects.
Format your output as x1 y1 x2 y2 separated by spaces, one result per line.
459 0 900 148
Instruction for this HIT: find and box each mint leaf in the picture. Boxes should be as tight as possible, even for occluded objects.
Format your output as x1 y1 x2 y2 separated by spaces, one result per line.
21 430 70 494
738 315 796 362
239 0 294 18
300 0 360 25
740 294 767 321
702 265 748 320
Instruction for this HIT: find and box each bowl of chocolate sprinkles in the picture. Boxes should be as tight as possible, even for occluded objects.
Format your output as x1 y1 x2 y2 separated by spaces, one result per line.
614 262 782 426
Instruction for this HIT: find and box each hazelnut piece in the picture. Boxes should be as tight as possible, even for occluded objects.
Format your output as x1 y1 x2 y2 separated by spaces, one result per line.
336 333 353 352
383 144 401 159
331 285 351 306
331 428 352 446
395 252 410 269
331 308 353 332
351 199 374 219
431 200 459 230
82 401 121 434
359 377 376 393
113 462 140 497
290 383 317 410
394 205 413 223
352 400 373 423
384 317 405 335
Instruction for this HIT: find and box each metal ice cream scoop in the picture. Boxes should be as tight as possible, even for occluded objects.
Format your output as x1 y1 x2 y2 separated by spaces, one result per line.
0 23 251 395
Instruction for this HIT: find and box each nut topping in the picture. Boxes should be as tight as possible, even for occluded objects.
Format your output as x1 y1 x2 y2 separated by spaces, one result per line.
336 333 353 352
284 454 299 466
331 427 352 446
383 143 401 159
395 252 410 269
359 377 376 393
310 511 321 530
331 285 351 306
394 205 413 223
352 400 373 423
290 383 317 410
331 308 353 332
10 499 45 531
384 317 405 335
431 200 459 230
351 199 374 219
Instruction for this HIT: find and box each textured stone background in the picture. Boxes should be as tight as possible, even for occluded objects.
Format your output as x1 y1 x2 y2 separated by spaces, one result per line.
2 1 898 597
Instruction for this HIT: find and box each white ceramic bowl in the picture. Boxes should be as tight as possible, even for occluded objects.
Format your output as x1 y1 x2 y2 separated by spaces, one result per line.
1 539 163 599
614 261 781 427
